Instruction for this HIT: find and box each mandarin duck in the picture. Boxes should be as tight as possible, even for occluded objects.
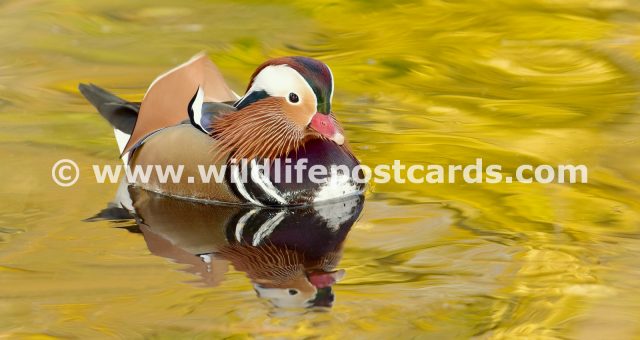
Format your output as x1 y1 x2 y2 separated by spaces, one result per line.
79 54 364 206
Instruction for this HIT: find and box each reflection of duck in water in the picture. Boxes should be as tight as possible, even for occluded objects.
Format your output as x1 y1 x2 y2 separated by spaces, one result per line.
97 187 364 308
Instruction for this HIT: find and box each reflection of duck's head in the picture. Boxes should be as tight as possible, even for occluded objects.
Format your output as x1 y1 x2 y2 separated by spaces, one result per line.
254 277 342 309
219 242 345 308
126 187 364 308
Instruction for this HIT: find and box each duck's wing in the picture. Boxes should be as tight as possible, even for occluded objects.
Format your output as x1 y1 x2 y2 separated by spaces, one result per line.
123 54 239 155
79 82 236 135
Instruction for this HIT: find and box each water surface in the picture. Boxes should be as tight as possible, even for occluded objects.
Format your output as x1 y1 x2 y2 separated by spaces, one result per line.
1 0 640 338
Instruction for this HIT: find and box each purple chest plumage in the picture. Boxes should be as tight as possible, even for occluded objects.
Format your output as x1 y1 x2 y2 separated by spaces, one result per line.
228 139 365 206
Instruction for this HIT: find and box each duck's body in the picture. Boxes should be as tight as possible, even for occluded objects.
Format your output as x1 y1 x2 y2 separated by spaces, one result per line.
128 124 242 203
80 54 364 206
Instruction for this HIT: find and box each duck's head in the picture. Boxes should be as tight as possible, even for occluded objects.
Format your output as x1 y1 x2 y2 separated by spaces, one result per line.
213 56 345 161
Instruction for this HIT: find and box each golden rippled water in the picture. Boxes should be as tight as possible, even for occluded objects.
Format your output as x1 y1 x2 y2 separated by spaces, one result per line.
1 0 640 338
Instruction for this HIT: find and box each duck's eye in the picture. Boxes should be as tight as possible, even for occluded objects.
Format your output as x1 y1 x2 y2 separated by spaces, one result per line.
288 289 299 295
288 92 299 103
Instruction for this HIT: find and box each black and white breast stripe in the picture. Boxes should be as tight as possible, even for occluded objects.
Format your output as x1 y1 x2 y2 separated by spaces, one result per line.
224 142 365 206
227 160 291 206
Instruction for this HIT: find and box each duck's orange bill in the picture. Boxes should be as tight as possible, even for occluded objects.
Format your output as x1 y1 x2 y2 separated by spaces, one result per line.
309 112 345 145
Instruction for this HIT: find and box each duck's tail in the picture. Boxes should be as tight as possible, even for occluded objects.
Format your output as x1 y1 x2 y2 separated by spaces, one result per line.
78 83 139 159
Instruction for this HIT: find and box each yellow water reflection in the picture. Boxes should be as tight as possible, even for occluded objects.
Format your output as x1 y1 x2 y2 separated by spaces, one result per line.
1 0 639 338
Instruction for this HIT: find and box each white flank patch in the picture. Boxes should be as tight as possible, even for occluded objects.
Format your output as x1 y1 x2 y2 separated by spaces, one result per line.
114 128 131 164
313 171 361 203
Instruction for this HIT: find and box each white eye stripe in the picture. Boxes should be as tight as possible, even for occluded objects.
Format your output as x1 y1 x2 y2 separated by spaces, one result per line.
245 65 317 107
